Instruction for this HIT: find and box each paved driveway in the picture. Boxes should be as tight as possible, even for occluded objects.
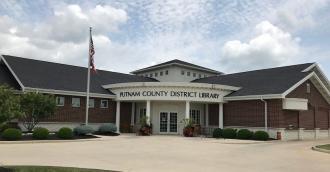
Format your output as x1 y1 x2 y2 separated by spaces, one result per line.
0 135 329 172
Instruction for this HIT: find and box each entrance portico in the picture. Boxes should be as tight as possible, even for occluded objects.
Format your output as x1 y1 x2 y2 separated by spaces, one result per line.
103 82 240 134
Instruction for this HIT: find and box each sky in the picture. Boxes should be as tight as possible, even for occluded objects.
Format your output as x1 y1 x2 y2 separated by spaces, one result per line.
0 0 329 76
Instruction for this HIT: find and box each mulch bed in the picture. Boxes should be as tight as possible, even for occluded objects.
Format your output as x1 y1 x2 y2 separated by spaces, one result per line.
0 133 100 141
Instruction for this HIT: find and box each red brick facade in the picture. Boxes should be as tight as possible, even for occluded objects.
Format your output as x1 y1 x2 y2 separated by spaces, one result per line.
209 79 330 130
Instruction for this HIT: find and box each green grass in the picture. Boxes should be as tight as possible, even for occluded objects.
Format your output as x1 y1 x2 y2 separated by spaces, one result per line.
0 166 116 172
316 144 330 150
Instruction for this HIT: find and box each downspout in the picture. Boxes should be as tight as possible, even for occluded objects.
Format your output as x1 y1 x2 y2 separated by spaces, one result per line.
260 97 268 131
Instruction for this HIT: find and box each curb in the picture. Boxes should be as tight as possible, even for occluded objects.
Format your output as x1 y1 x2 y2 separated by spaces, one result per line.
0 138 103 144
312 146 330 154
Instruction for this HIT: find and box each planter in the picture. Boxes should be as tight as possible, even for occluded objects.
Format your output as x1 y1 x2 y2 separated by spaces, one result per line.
183 127 194 137
139 125 152 136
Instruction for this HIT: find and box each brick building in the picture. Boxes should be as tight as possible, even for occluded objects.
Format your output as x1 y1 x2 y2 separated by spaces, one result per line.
0 55 329 140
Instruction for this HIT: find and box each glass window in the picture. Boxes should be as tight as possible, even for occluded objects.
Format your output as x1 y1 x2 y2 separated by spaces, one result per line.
155 72 158 77
189 109 201 124
72 98 80 107
160 71 163 76
165 70 169 75
204 74 207 78
89 99 94 108
150 73 153 77
100 99 109 108
187 72 191 76
199 74 202 78
193 73 196 77
139 108 146 120
307 83 311 93
181 70 185 75
56 96 65 106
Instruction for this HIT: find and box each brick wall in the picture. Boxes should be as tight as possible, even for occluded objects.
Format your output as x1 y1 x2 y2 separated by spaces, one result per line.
42 95 116 123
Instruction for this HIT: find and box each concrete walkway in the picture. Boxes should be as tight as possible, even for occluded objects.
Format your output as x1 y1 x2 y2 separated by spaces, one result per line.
0 134 329 172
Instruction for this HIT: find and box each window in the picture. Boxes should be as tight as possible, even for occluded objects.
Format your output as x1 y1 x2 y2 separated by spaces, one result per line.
181 70 185 75
100 99 108 108
144 74 148 77
189 109 201 124
139 108 146 120
150 73 153 77
187 72 191 76
165 70 169 75
155 72 158 77
89 99 94 108
307 83 311 93
160 71 163 76
193 73 196 77
204 74 207 78
56 96 65 106
72 98 80 107
199 74 202 78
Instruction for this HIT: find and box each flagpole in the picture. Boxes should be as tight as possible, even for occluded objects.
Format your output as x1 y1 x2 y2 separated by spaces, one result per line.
85 27 92 125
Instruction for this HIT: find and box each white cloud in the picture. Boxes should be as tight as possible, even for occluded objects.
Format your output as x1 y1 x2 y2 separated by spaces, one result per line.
220 21 300 72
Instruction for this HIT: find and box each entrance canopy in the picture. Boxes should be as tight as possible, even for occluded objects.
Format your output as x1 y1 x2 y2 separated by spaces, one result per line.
103 82 240 103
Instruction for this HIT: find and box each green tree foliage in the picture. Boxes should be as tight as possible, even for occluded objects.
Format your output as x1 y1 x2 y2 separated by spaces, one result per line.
20 92 56 132
0 85 22 124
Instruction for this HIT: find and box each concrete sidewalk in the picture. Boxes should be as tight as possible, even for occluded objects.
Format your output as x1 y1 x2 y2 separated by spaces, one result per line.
0 135 329 172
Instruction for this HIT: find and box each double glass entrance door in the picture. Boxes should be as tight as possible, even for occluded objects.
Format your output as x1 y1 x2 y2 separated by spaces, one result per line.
160 112 178 133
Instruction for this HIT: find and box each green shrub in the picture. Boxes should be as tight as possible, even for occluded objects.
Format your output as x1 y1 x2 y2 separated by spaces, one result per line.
98 123 117 134
57 127 73 139
236 129 253 140
253 131 269 141
222 128 237 139
2 128 22 140
0 123 10 133
73 125 94 136
212 128 222 138
32 127 49 140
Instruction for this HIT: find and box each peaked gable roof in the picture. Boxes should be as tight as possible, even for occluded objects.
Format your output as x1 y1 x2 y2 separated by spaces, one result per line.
193 63 315 97
1 55 157 95
131 59 222 74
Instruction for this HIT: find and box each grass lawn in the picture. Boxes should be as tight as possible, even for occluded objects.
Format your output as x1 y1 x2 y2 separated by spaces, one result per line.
316 144 330 150
0 166 116 172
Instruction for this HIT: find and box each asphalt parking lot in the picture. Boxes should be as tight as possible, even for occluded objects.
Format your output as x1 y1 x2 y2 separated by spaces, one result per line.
0 135 329 172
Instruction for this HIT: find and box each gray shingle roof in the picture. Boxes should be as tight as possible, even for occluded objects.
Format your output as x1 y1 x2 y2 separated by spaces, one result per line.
131 59 222 74
2 55 157 95
192 63 314 97
0 63 20 89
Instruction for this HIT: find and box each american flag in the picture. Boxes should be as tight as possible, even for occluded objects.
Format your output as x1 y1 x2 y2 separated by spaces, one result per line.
89 28 96 73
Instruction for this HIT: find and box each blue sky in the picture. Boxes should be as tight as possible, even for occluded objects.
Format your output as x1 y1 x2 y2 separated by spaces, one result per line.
0 0 329 77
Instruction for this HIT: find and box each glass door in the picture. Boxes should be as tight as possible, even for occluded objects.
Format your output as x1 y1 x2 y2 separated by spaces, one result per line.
159 112 168 133
169 112 178 133
159 112 178 133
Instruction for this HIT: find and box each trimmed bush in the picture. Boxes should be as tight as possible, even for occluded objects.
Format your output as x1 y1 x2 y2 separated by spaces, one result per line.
253 131 269 141
236 129 253 140
57 127 73 139
0 123 10 133
222 128 237 139
98 123 117 134
32 127 49 140
73 125 94 136
2 128 22 140
212 128 222 138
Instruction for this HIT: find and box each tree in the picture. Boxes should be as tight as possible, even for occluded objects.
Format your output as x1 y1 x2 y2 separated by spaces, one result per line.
0 85 22 124
20 92 56 132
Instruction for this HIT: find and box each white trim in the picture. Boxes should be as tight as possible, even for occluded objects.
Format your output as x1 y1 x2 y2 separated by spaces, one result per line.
131 62 221 75
24 87 115 98
0 55 25 91
302 63 317 72
302 63 330 91
310 73 330 103
224 94 283 101
100 99 109 108
103 82 240 91
282 72 314 97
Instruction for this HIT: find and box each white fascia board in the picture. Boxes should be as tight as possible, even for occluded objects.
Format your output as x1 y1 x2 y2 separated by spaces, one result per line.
282 72 314 97
302 63 316 72
302 63 330 90
0 55 25 91
224 94 283 101
131 63 220 74
103 82 241 91
24 87 116 98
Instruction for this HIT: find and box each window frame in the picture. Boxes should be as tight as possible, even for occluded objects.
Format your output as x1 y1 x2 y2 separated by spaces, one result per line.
71 97 81 108
56 96 65 107
165 70 169 75
89 98 95 108
100 99 109 108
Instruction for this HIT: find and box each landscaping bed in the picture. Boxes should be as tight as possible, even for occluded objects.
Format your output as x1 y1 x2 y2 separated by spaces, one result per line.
0 133 99 141
316 144 330 150
0 166 116 172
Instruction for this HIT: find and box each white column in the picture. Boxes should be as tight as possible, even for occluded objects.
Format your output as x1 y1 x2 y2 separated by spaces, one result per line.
131 102 135 126
219 103 223 129
146 100 151 125
116 101 120 133
205 104 209 127
185 101 190 119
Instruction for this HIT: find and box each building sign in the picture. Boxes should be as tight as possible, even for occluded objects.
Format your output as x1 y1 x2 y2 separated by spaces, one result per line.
119 91 220 99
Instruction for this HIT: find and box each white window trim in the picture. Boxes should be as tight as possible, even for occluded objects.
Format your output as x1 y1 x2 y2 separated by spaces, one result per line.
89 98 95 108
71 97 80 108
56 96 65 107
100 99 109 108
